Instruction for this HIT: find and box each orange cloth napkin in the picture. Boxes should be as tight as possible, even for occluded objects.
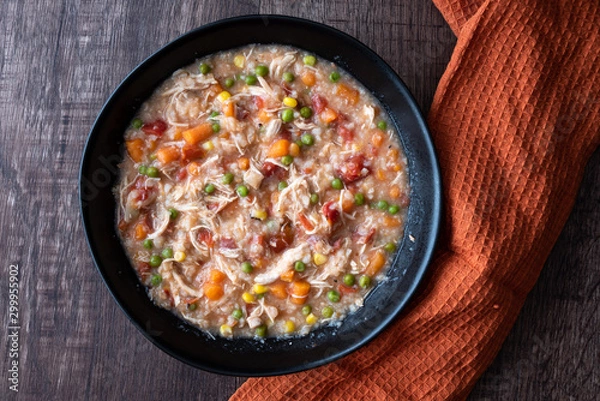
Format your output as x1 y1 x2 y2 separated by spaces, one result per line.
231 0 600 399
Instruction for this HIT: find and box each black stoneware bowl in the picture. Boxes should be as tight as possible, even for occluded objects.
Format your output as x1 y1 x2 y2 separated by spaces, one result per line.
79 15 441 376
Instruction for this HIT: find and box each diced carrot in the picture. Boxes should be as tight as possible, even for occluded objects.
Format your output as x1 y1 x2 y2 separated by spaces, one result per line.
389 185 401 198
371 131 385 147
288 142 300 157
365 250 386 276
258 109 270 123
223 102 235 117
238 157 250 170
203 282 224 301
376 168 386 181
209 83 223 96
319 108 338 124
337 83 360 105
209 269 227 284
301 71 316 87
126 138 144 163
186 161 202 176
383 216 402 228
267 139 290 158
298 213 314 231
147 139 157 152
280 270 295 282
134 222 147 240
341 194 354 212
392 163 402 172
173 130 182 141
155 146 180 164
290 296 308 305
269 281 288 299
387 148 399 159
290 280 311 297
182 123 213 145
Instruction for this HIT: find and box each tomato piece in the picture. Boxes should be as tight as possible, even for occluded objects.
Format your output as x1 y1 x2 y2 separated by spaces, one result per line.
262 161 285 179
352 227 376 244
141 119 168 136
181 144 204 163
136 262 151 277
336 153 371 184
268 225 294 253
175 167 188 182
297 213 315 231
322 201 340 224
253 96 265 110
197 228 214 247
311 93 328 113
338 125 354 143
219 237 237 249
339 284 358 295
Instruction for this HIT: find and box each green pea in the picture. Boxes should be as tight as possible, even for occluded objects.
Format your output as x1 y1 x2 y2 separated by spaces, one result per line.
204 183 216 194
168 208 178 219
359 275 371 288
255 65 269 77
143 239 153 250
187 303 197 311
388 205 400 215
161 248 173 259
294 261 306 272
301 305 312 316
300 106 313 119
384 242 397 253
245 74 257 85
377 121 387 130
343 274 355 286
310 193 319 204
281 108 294 123
327 290 340 303
354 192 365 206
301 133 314 146
146 167 159 178
232 309 243 319
376 200 389 210
241 262 253 274
209 111 220 119
281 155 294 166
149 255 162 268
321 306 334 318
303 55 316 66
138 165 148 175
236 185 249 197
283 72 294 82
331 178 343 190
150 273 162 287
199 63 211 74
131 118 143 129
224 77 235 88
278 181 288 191
329 71 340 82
211 123 220 133
255 325 267 338
222 172 234 185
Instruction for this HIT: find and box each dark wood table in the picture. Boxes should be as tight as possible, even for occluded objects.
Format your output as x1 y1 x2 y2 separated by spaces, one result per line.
1 1 597 400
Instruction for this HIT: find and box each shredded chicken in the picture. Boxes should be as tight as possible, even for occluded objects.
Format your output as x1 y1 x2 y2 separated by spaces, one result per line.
254 243 310 284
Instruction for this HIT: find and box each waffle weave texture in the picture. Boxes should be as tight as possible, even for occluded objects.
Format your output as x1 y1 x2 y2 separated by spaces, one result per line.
231 0 600 399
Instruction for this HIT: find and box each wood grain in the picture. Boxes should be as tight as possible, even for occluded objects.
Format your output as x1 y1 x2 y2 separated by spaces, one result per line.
0 1 596 400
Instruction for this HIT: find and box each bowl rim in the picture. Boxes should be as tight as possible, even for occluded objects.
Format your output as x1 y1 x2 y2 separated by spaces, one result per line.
79 14 442 376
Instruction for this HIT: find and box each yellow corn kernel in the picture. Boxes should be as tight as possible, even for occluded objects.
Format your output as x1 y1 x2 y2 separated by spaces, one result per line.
313 253 328 266
217 91 231 102
233 55 245 68
352 143 361 151
202 140 214 151
253 209 268 220
306 313 318 325
242 292 255 303
174 251 186 262
252 284 269 295
288 142 300 157
220 324 233 337
284 320 295 334
282 97 298 108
